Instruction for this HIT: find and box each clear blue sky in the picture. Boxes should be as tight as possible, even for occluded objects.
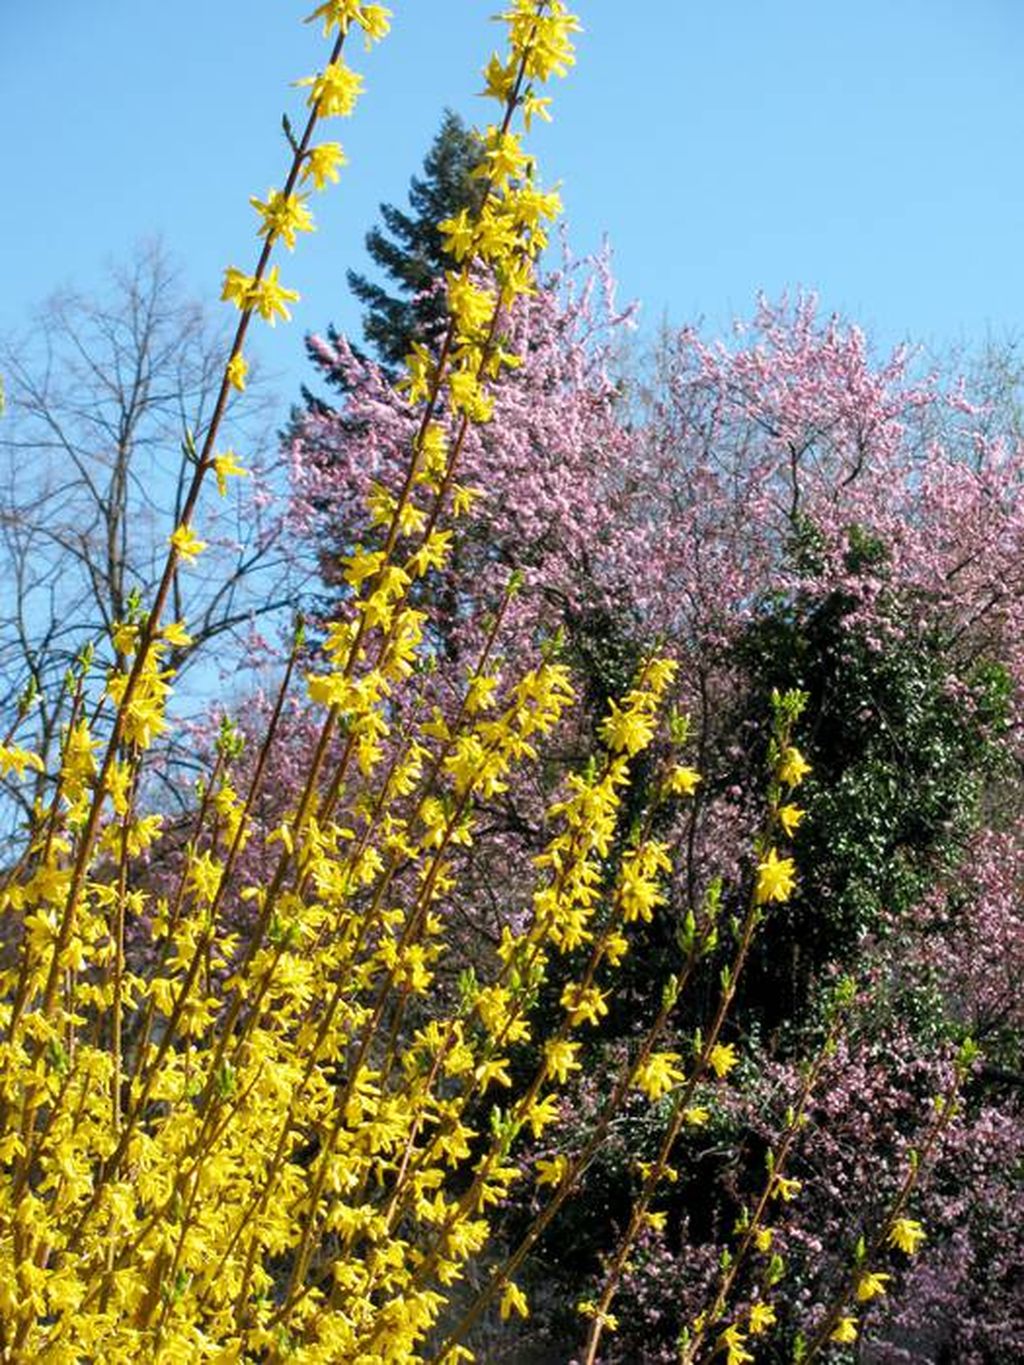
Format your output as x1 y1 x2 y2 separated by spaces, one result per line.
3 0 1023 400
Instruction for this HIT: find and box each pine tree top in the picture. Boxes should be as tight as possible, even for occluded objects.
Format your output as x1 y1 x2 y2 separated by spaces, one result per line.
346 108 485 370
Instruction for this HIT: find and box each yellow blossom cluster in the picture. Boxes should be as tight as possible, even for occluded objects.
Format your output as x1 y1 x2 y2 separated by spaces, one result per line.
0 3 904 1363
0 5 694 1361
578 689 814 1365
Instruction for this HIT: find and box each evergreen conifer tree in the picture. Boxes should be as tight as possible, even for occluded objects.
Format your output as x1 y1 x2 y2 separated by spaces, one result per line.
312 108 483 384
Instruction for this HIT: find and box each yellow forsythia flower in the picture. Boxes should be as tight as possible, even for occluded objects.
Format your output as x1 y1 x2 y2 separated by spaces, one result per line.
778 745 812 787
598 697 656 757
111 621 138 654
535 1154 569 1188
499 1280 529 1321
831 1315 859 1344
249 265 301 324
577 1300 618 1333
665 764 702 797
888 1217 927 1254
755 847 797 904
250 188 315 250
226 351 248 390
162 620 193 648
543 1038 582 1084
717 1323 755 1365
501 0 581 81
302 141 347 189
778 803 805 837
771 1175 802 1202
634 1051 685 1101
856 1270 891 1301
439 207 476 262
559 982 608 1028
748 1300 777 1335
169 523 207 564
298 60 364 117
221 265 300 324
708 1042 739 1079
0 745 44 778
306 0 363 35
306 0 391 42
221 265 255 309
213 450 249 497
357 4 392 43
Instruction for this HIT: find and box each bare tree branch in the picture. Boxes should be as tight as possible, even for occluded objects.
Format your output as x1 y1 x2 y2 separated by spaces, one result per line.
0 241 303 838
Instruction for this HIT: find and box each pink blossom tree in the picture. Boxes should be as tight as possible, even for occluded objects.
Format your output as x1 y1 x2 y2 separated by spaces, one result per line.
272 278 1024 1358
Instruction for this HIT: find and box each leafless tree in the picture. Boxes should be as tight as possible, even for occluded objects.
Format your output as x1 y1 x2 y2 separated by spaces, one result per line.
0 241 298 836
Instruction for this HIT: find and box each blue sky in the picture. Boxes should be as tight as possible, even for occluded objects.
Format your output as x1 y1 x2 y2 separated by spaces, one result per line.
3 0 1023 402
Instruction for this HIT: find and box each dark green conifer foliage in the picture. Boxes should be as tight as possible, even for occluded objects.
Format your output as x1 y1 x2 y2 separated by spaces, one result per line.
297 109 483 419
346 109 484 370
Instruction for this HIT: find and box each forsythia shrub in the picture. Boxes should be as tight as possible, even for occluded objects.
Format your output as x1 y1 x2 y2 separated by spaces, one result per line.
0 4 975 1363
